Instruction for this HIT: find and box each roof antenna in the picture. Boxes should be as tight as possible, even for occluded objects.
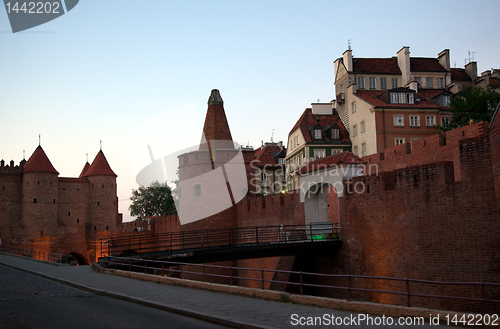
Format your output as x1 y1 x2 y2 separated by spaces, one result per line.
271 129 277 145
39 133 41 146
23 149 25 160
86 152 88 163
348 39 352 51
100 139 102 151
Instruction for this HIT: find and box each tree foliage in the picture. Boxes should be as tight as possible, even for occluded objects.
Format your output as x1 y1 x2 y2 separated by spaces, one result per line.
445 86 500 130
129 181 177 220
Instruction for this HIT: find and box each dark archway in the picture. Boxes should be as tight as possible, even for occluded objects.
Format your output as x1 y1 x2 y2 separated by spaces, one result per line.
63 252 90 265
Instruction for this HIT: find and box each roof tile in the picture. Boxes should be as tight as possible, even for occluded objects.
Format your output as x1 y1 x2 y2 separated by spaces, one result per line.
22 146 59 174
83 151 117 177
298 151 365 175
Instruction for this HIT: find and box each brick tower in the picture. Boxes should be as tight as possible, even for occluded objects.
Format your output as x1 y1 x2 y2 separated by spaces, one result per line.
490 105 500 223
21 146 59 240
82 150 119 234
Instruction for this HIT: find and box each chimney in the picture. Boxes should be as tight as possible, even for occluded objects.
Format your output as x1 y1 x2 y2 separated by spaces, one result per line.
438 49 450 71
343 49 353 72
408 81 419 92
311 103 333 115
465 61 477 81
397 46 411 87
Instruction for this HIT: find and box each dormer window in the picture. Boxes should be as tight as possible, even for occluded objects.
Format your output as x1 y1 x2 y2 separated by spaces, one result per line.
408 93 414 104
314 129 322 139
398 93 406 104
331 129 340 139
390 93 398 103
443 96 450 106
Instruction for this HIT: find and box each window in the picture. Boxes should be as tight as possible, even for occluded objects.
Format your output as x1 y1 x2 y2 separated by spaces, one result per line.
437 78 444 89
391 78 398 89
369 77 376 89
352 102 356 113
442 117 450 127
261 172 267 182
361 121 365 133
395 138 405 145
443 96 450 106
409 115 420 127
354 146 358 156
361 143 367 156
278 158 285 164
415 77 421 85
408 93 414 104
314 129 322 139
353 125 358 137
194 184 201 196
398 93 406 104
314 149 325 159
331 129 339 139
380 78 387 90
393 115 404 127
390 93 398 104
426 77 433 88
426 115 436 126
358 77 365 89
33 198 37 203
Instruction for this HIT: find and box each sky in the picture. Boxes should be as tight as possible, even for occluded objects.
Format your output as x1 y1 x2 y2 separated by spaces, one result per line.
1 0 499 222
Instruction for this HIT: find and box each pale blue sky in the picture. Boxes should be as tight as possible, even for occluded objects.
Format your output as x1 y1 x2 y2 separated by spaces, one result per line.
1 0 499 221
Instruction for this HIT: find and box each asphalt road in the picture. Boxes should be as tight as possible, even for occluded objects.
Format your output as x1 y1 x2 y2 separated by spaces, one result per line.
0 264 230 329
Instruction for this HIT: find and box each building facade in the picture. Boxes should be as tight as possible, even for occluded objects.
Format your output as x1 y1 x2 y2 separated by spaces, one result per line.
252 141 286 195
285 103 351 190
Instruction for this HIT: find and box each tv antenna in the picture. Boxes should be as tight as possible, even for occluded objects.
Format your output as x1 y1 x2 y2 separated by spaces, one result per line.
270 129 277 145
348 39 352 50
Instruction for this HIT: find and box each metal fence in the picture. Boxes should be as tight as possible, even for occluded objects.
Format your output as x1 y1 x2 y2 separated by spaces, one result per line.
101 223 340 257
101 256 500 311
0 246 62 263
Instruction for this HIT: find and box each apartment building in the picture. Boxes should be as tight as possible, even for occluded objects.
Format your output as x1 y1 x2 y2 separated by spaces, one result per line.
285 103 351 190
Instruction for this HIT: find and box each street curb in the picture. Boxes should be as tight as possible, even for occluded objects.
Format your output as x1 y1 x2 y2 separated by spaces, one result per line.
0 258 275 329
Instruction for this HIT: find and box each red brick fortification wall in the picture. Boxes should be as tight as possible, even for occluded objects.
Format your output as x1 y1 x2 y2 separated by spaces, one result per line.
489 115 500 224
0 162 22 245
310 134 500 313
363 122 489 182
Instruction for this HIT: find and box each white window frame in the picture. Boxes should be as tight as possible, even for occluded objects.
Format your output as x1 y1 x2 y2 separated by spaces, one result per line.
352 102 356 113
353 125 358 137
393 115 404 127
390 93 398 104
354 146 358 156
443 96 450 106
408 93 414 104
261 172 268 182
426 115 436 127
409 115 420 127
361 121 365 133
380 78 387 90
361 143 367 157
442 117 450 127
398 93 406 104
314 149 325 159
395 138 405 145
331 129 339 139
358 77 365 89
369 77 376 89
314 129 322 139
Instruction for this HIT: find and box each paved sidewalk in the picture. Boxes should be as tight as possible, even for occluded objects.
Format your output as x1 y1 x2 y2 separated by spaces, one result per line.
0 253 453 329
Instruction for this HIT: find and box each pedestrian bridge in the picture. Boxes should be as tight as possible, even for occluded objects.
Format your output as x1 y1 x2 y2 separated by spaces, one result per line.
99 223 341 263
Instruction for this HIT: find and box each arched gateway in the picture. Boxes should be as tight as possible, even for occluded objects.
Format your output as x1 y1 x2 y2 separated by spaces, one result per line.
296 152 365 225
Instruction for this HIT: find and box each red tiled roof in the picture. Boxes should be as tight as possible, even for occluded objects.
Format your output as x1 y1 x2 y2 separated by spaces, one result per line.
418 89 446 99
355 90 440 109
79 162 91 178
83 151 117 177
288 108 350 144
298 151 365 175
489 77 500 87
410 58 447 72
352 58 401 75
59 177 88 183
451 68 472 81
253 145 286 167
23 146 59 174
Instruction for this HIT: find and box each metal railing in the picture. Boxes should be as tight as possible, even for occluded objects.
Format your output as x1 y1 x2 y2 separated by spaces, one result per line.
101 256 500 310
0 246 62 263
100 223 340 257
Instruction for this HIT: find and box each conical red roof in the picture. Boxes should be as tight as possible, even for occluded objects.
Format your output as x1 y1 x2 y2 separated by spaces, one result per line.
79 162 91 178
199 89 234 150
83 151 117 177
23 146 59 174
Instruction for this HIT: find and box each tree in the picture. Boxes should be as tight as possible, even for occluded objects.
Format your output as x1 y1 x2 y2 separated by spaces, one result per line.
129 181 177 220
444 86 500 131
